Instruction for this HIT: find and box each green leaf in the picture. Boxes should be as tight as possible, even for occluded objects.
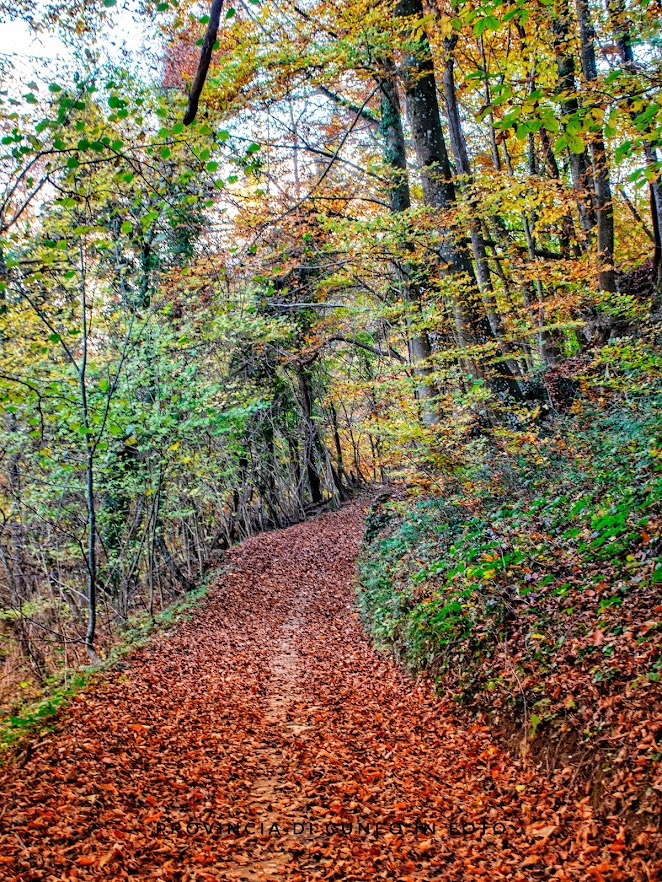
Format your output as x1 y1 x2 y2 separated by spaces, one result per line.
474 15 499 36
24 93 38 104
48 333 61 343
120 220 132 234
529 713 541 738
568 134 585 154
225 7 235 17
207 160 219 172
66 155 79 169
614 141 632 162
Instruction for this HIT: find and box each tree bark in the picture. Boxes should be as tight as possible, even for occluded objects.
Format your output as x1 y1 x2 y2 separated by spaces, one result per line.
575 0 617 293
155 534 195 592
552 0 596 238
441 36 523 373
606 3 662 296
378 68 440 424
183 0 225 125
394 0 524 399
296 364 324 504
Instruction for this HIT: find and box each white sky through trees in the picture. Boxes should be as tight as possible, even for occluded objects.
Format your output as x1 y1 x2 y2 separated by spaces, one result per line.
0 2 159 87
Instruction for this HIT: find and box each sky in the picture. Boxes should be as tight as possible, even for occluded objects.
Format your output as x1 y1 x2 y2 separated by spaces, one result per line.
0 2 159 87
0 18 69 80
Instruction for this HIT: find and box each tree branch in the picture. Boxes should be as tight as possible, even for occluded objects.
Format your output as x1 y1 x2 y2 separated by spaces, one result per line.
183 0 225 126
317 86 379 127
327 335 406 362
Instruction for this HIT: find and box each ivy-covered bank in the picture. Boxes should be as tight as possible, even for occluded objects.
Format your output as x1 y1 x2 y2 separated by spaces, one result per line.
358 340 662 820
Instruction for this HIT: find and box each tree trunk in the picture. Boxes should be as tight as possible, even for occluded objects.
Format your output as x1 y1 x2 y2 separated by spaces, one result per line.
378 69 440 424
296 364 324 504
155 534 194 592
441 36 524 374
606 0 633 65
575 0 617 293
79 254 100 665
395 0 525 400
606 4 662 296
646 145 662 298
552 0 596 238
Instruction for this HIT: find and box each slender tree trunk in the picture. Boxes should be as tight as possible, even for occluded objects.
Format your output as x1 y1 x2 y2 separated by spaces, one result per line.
441 36 523 374
329 402 352 492
79 247 100 664
606 4 662 296
575 0 617 293
540 127 579 257
395 0 524 400
296 364 324 504
155 534 194 592
606 0 633 64
552 0 596 238
478 35 503 174
378 69 439 424
6 414 27 598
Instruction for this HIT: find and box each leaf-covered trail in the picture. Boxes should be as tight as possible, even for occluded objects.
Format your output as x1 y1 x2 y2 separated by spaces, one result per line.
0 506 656 880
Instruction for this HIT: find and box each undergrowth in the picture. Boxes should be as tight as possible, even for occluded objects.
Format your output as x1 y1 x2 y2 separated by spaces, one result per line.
358 336 662 818
0 577 215 760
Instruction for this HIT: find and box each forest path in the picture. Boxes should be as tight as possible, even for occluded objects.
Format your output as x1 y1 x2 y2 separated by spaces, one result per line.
0 505 642 880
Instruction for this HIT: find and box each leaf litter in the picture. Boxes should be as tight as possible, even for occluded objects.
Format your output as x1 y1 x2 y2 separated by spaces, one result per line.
0 505 660 880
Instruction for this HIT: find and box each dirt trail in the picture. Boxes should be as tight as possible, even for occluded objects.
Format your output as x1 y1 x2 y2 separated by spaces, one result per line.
0 506 657 880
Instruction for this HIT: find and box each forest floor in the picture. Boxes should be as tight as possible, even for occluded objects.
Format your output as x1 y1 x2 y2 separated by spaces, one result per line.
0 504 660 881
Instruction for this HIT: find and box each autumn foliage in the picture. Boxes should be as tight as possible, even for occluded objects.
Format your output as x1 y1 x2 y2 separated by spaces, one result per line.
0 0 661 874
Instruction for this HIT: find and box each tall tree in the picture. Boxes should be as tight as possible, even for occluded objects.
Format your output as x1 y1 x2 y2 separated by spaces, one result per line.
575 0 616 293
